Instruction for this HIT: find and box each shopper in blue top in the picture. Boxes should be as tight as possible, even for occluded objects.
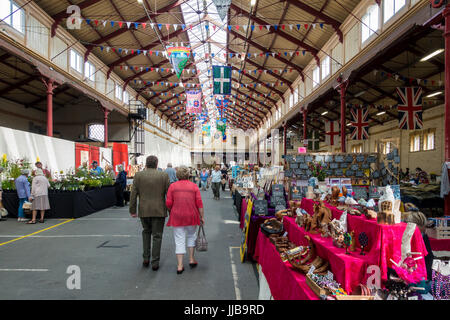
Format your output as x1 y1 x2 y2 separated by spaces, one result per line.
199 168 209 190
15 169 32 222
91 161 104 175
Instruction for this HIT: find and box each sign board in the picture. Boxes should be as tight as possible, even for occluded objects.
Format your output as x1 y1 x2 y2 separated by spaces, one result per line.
253 200 268 216
240 199 253 263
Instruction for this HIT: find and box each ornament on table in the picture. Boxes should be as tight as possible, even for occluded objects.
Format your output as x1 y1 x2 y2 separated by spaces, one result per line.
350 230 357 252
358 198 367 206
366 199 376 208
345 197 358 206
377 185 401 225
330 185 340 206
343 232 352 254
390 252 424 284
308 176 318 188
358 232 369 255
333 232 345 248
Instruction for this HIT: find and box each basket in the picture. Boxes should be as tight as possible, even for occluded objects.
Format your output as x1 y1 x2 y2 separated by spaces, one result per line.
305 274 331 297
426 227 450 240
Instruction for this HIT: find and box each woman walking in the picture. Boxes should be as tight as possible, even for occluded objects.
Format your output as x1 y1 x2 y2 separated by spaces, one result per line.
166 166 205 274
27 169 50 224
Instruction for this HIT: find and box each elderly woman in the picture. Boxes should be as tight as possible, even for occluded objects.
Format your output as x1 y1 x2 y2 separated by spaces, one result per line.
115 165 127 207
27 168 50 224
15 169 32 222
166 165 205 274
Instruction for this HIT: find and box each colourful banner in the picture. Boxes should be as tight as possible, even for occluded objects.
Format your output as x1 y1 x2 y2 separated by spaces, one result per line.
167 46 190 79
186 90 202 114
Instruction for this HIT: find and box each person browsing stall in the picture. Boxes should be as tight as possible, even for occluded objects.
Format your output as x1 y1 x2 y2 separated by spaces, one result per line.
27 169 50 224
166 166 204 274
15 169 32 222
91 161 104 175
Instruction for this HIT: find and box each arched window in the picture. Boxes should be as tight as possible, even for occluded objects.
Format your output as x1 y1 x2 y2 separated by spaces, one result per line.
87 123 104 142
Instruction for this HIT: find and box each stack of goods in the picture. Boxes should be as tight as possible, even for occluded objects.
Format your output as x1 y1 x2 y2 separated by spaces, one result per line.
307 273 348 299
260 218 284 237
268 234 297 254
286 235 330 275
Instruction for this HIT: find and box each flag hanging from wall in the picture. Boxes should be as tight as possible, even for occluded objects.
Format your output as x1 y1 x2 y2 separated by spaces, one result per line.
349 107 369 140
215 96 229 118
186 90 202 113
213 66 231 95
212 0 231 21
324 120 340 146
167 46 190 79
307 130 320 150
202 124 211 137
396 87 423 130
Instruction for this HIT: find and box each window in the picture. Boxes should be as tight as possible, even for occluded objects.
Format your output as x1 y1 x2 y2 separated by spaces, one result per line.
410 132 421 152
70 50 82 73
290 93 294 109
423 129 435 151
0 0 25 33
321 56 330 80
84 61 95 81
377 140 396 154
313 67 320 88
293 87 298 105
362 5 379 43
351 143 363 153
115 84 123 100
384 0 405 24
123 91 129 105
87 123 104 142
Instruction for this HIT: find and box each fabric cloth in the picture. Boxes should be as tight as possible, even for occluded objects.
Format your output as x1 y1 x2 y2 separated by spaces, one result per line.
440 161 450 198
31 176 50 198
15 175 30 199
140 217 165 266
253 230 319 300
165 167 178 183
166 180 203 227
18 197 26 218
130 168 170 218
428 237 450 252
212 182 221 198
91 167 104 175
173 225 198 254
211 170 222 183
31 195 50 211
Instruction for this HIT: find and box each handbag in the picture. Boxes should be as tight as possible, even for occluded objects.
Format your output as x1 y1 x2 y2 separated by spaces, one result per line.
195 224 208 252
22 201 32 211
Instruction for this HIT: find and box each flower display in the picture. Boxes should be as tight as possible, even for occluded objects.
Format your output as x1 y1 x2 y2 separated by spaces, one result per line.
308 161 327 181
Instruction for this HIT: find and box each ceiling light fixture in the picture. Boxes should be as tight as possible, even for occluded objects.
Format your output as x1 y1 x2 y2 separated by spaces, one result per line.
425 91 443 98
251 0 257 6
321 111 328 115
376 111 386 116
420 49 444 62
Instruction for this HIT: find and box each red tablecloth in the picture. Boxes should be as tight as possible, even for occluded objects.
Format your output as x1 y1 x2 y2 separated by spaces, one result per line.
300 198 428 284
239 198 247 230
429 237 450 251
253 230 319 300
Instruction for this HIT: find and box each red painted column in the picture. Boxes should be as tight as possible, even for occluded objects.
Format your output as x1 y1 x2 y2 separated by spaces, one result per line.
103 108 110 148
41 78 56 137
337 77 348 153
444 5 450 214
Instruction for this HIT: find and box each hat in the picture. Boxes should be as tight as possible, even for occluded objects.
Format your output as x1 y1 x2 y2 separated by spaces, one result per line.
92 161 98 165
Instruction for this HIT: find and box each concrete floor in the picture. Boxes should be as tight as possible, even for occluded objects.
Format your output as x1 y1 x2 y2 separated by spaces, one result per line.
0 188 259 300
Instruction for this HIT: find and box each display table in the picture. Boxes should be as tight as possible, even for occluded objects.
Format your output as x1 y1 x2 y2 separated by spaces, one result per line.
2 186 116 219
253 230 319 300
300 198 428 286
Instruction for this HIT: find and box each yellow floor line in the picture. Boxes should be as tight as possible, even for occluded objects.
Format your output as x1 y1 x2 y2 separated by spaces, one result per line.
0 219 74 247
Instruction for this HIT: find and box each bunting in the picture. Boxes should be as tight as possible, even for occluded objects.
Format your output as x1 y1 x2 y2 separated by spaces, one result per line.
167 46 190 79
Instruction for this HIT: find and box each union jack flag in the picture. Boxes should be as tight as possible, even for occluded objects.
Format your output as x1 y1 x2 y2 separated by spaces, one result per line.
396 87 423 130
349 107 369 140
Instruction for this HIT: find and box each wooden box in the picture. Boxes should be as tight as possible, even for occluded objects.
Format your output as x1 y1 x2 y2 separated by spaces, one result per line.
335 295 374 300
305 275 331 297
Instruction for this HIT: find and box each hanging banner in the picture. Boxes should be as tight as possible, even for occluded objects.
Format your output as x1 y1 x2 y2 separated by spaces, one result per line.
186 90 202 114
396 87 423 130
324 120 340 146
213 65 232 95
212 0 231 21
307 130 320 150
215 96 229 118
167 46 190 79
202 124 211 137
349 107 369 140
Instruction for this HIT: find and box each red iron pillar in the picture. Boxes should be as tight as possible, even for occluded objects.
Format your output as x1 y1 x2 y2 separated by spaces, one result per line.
103 107 110 148
41 78 57 137
337 76 349 153
444 4 450 214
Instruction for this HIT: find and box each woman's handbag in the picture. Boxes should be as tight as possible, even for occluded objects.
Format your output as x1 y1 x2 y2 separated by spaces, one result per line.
22 201 32 211
196 224 208 252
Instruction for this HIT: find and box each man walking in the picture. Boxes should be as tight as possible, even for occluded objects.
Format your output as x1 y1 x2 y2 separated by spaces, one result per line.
114 165 127 207
211 165 222 200
130 155 170 271
165 163 178 184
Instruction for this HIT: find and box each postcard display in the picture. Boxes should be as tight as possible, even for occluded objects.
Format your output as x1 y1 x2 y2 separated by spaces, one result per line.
284 152 391 202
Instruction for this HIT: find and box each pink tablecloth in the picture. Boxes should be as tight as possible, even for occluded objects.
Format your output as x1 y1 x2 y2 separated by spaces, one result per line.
300 198 428 284
253 230 319 300
428 237 450 252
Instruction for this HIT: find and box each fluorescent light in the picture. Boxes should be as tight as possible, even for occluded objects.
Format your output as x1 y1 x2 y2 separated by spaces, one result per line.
425 91 442 98
376 111 386 116
354 90 366 98
321 111 328 115
251 0 257 6
420 49 444 62
137 0 143 3
346 123 351 126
